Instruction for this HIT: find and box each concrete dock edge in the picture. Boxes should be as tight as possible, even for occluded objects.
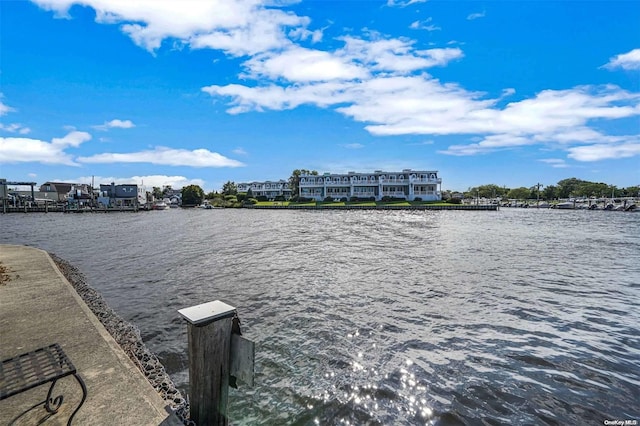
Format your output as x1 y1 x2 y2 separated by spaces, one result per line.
0 244 183 425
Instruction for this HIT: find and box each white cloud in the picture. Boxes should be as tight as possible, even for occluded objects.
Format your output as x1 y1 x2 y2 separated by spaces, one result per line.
539 158 569 168
33 0 312 56
0 123 31 134
409 19 441 31
338 36 463 72
567 142 640 161
603 48 640 71
387 0 427 7
207 70 640 162
93 118 136 131
467 11 486 20
232 147 247 155
76 174 206 189
438 134 533 156
0 100 14 116
0 131 91 165
77 146 245 167
52 130 92 147
28 173 38 178
343 143 364 149
289 27 324 44
243 46 368 82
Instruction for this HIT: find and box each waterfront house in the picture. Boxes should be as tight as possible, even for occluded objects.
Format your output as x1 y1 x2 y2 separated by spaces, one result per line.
98 183 142 208
299 169 442 201
39 181 92 202
237 180 292 200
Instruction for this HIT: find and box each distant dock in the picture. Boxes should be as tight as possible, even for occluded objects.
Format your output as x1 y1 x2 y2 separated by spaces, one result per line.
1 206 143 213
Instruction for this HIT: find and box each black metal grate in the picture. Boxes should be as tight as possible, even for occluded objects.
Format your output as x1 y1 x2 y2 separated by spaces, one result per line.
0 343 76 400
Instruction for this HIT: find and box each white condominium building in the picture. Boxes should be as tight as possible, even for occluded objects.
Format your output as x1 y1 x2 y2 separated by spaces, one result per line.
237 180 292 200
299 169 442 201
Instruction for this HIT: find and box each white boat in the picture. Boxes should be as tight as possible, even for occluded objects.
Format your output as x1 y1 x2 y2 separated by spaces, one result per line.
152 201 170 210
555 201 574 209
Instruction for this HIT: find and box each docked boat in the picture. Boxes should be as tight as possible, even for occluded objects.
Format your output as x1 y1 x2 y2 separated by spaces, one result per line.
555 201 575 209
152 201 170 210
613 204 626 211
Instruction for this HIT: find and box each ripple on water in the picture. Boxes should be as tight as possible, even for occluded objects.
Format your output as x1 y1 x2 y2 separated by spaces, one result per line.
1 208 639 424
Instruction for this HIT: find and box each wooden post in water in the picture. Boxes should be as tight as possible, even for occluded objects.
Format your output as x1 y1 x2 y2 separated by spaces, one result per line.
178 300 236 426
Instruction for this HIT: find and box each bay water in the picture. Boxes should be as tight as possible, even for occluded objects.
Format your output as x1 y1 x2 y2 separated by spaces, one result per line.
1 208 639 425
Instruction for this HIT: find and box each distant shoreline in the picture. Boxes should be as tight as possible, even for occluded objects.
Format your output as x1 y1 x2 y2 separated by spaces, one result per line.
245 204 498 210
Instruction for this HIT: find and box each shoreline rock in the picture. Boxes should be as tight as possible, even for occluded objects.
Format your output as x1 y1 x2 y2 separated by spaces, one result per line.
50 253 194 426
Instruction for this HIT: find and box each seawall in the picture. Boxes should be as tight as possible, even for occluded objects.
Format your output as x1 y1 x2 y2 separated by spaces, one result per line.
0 245 186 425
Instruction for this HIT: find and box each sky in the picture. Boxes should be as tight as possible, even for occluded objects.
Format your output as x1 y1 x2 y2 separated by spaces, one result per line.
0 0 639 193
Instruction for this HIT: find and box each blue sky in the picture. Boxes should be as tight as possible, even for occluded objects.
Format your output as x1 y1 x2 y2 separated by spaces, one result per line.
1 0 639 192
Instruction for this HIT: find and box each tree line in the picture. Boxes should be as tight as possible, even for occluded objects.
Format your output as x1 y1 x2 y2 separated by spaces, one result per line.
462 178 640 201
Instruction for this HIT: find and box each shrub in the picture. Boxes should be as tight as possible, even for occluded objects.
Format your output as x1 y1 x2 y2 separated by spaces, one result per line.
256 195 268 202
324 196 334 202
368 197 376 202
224 195 237 201
340 197 348 202
274 195 286 201
447 197 462 204
414 197 422 202
350 196 359 202
236 192 247 202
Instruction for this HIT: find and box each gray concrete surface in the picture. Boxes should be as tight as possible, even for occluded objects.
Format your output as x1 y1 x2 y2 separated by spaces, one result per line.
0 244 181 425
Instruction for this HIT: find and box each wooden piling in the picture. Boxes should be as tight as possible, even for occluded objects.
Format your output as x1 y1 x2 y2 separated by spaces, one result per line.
179 300 237 426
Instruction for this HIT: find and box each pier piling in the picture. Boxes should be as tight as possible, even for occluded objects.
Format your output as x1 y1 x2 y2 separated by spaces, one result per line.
178 300 237 426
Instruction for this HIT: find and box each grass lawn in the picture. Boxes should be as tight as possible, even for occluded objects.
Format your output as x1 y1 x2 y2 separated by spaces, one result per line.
377 201 411 206
255 201 290 206
317 201 346 206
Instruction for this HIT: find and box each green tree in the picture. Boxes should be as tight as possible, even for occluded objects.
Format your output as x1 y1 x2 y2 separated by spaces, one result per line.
222 181 237 196
181 185 204 206
556 178 582 198
289 169 318 198
542 185 558 200
162 185 173 197
152 186 163 199
506 187 530 200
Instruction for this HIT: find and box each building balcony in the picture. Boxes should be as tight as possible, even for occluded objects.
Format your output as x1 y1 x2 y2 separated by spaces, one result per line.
382 191 407 198
379 179 407 184
411 178 442 184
